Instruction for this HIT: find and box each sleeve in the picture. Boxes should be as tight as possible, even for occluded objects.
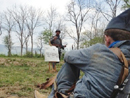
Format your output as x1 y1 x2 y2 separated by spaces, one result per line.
64 44 100 65
60 38 64 49
50 36 54 44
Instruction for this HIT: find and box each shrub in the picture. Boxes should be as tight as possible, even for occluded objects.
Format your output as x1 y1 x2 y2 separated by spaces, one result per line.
11 54 20 57
0 54 7 57
23 51 33 58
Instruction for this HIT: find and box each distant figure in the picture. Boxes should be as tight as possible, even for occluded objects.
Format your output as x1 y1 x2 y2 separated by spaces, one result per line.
49 30 66 71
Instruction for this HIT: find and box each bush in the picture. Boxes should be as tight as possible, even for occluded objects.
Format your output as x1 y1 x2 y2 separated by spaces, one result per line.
11 54 20 57
23 51 33 58
33 51 44 58
61 53 65 60
34 54 41 58
0 54 7 57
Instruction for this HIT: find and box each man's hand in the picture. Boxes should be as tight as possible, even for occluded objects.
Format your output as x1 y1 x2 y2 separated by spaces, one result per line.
53 36 57 40
64 45 66 47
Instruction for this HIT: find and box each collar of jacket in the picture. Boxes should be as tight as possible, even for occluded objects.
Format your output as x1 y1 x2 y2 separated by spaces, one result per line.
110 40 130 48
109 41 120 48
56 35 60 39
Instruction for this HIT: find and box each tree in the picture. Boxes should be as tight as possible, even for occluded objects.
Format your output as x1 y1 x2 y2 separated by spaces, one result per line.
66 0 91 49
36 29 52 57
36 36 44 57
10 6 28 56
81 35 103 48
2 10 15 56
55 16 67 39
86 10 102 40
0 15 2 36
106 0 121 17
26 6 43 57
44 6 57 35
122 0 130 9
23 31 30 54
82 9 104 41
3 35 13 56
42 29 52 44
98 0 121 21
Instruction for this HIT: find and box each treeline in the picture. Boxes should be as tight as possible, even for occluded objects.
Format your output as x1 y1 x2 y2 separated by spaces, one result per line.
0 0 129 57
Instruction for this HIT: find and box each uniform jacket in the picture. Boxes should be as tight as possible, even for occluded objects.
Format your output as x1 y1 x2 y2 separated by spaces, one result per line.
50 35 64 52
64 40 130 98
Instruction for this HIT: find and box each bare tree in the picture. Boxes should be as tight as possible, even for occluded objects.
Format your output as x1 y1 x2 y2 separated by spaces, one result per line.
26 6 43 57
3 35 14 56
10 6 28 56
44 6 67 43
98 0 121 21
80 8 105 48
2 10 15 56
36 36 44 57
88 10 102 39
45 6 57 34
23 31 30 54
106 0 121 17
66 0 91 49
0 15 2 35
55 16 67 39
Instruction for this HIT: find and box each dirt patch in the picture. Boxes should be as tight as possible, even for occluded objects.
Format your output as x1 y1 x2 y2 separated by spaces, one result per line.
0 86 21 98
7 95 19 98
0 58 38 67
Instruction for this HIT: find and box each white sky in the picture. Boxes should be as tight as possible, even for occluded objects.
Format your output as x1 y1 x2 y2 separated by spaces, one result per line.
0 0 74 51
0 0 70 14
0 0 124 51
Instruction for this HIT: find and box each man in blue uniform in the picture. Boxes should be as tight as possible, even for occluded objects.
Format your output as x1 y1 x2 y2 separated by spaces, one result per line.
48 9 130 98
35 8 130 98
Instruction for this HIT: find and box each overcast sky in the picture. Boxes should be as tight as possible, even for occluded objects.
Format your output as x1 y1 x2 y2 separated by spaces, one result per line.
0 0 75 50
0 0 124 51
0 0 70 14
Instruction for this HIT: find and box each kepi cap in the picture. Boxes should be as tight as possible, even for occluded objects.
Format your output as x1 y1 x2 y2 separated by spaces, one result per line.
55 29 61 33
106 8 130 32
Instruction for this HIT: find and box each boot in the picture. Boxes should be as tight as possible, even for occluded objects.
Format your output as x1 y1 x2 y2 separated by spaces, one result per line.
34 90 47 98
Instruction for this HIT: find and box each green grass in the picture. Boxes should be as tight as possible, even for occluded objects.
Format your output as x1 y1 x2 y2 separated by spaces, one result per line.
0 57 63 98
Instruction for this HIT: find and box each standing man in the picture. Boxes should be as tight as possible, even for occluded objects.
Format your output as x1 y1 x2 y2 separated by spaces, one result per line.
50 30 66 71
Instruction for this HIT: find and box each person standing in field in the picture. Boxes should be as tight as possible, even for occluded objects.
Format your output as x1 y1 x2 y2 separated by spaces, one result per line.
49 30 66 71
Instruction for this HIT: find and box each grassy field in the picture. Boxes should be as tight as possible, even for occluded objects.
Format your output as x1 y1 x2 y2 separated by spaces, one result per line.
0 57 64 98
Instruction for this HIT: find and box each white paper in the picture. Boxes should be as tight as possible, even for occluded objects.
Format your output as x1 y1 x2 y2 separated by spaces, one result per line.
44 45 60 62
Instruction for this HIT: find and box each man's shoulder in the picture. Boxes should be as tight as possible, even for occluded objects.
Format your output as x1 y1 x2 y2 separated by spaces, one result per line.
84 43 109 53
89 43 107 49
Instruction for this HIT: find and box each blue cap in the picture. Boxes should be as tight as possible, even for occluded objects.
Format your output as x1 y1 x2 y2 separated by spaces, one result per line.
106 8 130 32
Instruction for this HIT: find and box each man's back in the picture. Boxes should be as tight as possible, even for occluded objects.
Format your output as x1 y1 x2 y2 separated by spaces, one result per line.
64 41 130 98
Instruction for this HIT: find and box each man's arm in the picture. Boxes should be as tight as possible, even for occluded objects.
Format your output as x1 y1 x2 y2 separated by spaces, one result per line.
50 36 57 43
64 44 101 65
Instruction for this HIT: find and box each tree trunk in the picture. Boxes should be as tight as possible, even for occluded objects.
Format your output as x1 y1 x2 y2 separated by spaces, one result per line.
25 41 28 54
31 33 33 57
21 44 23 56
8 32 11 56
21 34 23 56
40 49 42 57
